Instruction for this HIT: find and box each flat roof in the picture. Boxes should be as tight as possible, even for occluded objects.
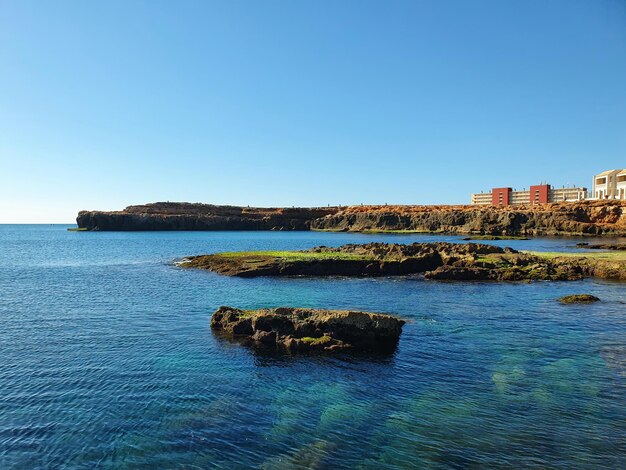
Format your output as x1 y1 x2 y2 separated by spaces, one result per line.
596 169 622 176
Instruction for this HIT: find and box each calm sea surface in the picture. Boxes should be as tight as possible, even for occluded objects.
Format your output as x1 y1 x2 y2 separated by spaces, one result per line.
1 225 625 469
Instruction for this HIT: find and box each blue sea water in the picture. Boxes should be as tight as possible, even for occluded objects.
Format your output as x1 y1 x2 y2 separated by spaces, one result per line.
1 225 625 469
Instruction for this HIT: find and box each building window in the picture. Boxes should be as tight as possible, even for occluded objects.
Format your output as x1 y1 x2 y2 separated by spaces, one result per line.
596 177 606 185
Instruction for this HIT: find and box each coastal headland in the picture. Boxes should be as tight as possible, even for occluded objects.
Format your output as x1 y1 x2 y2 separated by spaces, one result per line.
76 200 626 236
179 242 626 281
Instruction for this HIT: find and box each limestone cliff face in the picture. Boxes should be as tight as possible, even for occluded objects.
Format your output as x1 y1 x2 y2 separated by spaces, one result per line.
76 201 626 236
76 202 338 231
310 201 626 236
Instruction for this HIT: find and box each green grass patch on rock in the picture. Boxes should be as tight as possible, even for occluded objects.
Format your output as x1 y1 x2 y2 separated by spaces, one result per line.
215 250 373 261
299 335 334 345
360 229 435 234
526 250 626 261
463 235 530 241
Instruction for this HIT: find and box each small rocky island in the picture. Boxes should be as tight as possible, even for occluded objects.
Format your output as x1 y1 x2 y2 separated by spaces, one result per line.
180 242 626 281
558 294 601 304
211 306 405 352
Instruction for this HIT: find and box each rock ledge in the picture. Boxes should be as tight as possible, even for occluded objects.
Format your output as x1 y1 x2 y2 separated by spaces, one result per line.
181 242 626 281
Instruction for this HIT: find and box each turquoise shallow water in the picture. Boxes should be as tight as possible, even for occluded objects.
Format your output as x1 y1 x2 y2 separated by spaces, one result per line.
1 225 625 469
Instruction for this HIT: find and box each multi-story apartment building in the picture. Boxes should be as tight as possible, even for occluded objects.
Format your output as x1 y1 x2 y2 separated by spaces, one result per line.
592 169 626 200
471 184 587 206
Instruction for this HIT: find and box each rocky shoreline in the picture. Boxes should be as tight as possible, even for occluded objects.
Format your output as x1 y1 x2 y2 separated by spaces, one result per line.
76 201 626 236
180 242 626 281
210 306 405 352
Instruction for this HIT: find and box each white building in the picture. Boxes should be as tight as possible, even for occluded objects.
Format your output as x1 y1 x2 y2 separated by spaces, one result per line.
592 169 626 200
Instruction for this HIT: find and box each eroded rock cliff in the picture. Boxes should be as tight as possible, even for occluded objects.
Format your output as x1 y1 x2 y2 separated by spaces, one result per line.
76 201 626 236
76 202 338 231
310 201 626 236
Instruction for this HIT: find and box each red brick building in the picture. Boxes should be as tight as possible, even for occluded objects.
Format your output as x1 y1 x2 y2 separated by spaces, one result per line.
471 183 587 206
491 188 511 206
529 184 550 204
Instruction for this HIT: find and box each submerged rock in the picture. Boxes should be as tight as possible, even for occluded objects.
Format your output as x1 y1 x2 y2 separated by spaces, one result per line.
210 306 405 352
558 294 600 304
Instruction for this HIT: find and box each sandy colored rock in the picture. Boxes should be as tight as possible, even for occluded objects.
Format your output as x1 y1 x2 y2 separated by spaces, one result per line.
76 201 626 236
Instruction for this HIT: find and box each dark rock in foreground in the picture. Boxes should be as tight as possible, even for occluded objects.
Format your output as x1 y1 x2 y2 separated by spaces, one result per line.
558 294 600 304
210 306 405 352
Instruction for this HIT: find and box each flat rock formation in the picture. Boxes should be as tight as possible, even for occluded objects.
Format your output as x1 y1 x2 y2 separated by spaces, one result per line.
76 202 337 231
180 242 626 281
182 242 510 277
210 306 405 352
576 242 626 250
75 201 626 236
558 294 600 304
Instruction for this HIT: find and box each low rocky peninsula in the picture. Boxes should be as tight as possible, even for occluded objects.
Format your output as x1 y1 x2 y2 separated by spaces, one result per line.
211 306 405 352
180 242 626 281
76 200 626 236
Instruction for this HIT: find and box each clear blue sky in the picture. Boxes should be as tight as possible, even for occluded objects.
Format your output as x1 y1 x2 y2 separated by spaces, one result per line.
1 0 625 222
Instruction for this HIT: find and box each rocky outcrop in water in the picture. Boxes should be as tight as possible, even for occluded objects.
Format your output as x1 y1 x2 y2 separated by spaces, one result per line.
181 242 513 277
181 242 626 281
210 306 405 352
76 201 626 236
423 254 583 281
558 294 600 304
